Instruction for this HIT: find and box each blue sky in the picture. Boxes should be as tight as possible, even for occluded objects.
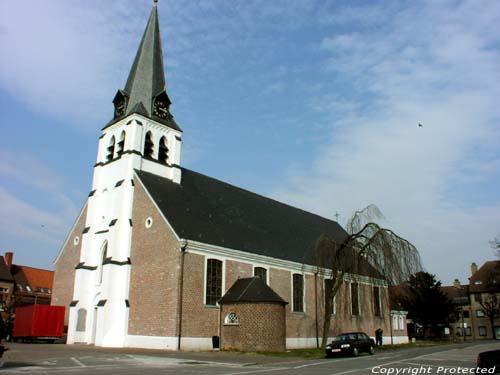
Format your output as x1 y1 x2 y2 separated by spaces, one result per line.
1 0 499 285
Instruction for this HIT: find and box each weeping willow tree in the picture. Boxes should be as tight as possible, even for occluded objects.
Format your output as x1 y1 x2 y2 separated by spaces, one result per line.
310 204 422 348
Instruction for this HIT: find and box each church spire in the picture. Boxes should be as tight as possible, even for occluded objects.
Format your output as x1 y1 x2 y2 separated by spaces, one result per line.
108 1 180 131
124 1 165 116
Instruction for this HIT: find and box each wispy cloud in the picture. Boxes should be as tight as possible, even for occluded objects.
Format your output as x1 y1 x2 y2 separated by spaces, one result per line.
273 0 500 283
0 150 78 249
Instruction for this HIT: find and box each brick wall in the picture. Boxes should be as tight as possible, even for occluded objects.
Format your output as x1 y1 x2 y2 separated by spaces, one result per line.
52 204 88 327
326 281 391 339
128 179 181 337
225 260 252 290
179 252 219 339
220 303 286 352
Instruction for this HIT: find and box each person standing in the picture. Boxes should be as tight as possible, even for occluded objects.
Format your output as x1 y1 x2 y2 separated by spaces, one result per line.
375 328 383 346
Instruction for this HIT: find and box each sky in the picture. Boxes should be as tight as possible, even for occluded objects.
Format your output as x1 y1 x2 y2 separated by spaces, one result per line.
0 0 499 285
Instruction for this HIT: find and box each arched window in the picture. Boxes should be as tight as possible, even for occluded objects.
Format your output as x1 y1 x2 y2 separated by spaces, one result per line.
106 136 115 162
292 273 304 312
97 241 108 285
76 308 87 331
116 131 126 157
158 136 169 164
205 259 222 306
144 131 154 159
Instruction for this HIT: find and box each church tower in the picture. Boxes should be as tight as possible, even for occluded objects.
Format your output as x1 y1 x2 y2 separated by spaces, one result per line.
67 0 181 347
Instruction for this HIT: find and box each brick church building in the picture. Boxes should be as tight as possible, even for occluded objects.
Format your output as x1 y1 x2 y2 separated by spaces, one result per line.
52 1 406 350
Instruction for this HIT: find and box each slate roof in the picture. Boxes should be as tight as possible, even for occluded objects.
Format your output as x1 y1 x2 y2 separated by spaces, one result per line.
124 2 165 118
219 277 287 305
136 168 350 268
103 2 181 132
0 256 14 283
469 260 500 293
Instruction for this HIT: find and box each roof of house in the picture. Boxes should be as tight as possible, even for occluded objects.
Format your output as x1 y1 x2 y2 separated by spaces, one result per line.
441 285 470 305
136 168 351 268
11 265 54 292
0 256 14 283
469 260 500 293
218 277 287 305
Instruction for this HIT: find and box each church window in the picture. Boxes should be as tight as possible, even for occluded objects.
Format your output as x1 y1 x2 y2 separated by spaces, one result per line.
145 217 153 228
158 136 169 164
144 131 154 159
324 279 336 315
205 258 222 306
373 286 381 317
97 241 108 285
106 136 115 162
292 274 304 312
117 131 126 157
73 236 80 246
224 312 239 325
351 282 360 316
76 308 87 331
254 267 267 282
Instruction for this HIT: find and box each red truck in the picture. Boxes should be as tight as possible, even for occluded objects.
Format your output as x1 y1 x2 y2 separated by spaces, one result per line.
13 305 65 343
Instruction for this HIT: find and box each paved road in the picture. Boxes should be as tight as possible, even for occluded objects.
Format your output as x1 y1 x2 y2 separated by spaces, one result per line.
1 341 499 374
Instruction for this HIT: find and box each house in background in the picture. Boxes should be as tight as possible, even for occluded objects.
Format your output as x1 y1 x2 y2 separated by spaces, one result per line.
441 279 471 339
468 261 500 339
0 252 54 320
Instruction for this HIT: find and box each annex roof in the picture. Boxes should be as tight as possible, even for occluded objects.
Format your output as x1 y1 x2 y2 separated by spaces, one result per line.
218 277 287 304
136 168 350 268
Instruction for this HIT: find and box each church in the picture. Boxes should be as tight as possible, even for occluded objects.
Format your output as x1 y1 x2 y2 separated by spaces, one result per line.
52 1 406 351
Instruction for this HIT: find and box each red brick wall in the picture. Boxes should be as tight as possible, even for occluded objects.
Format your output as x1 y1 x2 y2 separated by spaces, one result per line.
225 260 252 290
324 281 391 339
52 204 88 327
128 179 181 337
179 252 219 338
220 303 286 352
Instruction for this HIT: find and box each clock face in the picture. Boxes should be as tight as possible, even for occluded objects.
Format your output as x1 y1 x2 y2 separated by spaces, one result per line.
153 99 169 119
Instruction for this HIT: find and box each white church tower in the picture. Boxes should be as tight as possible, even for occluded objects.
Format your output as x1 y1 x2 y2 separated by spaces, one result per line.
67 0 182 347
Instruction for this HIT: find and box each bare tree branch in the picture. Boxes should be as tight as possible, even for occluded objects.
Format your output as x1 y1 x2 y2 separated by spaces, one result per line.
309 204 422 347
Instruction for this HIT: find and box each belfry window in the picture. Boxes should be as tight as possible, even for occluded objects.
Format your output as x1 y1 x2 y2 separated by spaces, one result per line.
144 131 154 159
106 136 115 162
205 259 222 306
158 136 169 164
117 131 126 157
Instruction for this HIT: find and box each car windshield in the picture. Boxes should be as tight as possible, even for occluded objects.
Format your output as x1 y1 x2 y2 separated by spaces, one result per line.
333 334 357 341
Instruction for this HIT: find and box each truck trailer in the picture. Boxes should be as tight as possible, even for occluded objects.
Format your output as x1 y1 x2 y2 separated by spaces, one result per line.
13 305 65 343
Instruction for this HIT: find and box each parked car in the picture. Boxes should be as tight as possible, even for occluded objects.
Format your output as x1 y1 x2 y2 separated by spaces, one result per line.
325 332 375 357
477 349 500 373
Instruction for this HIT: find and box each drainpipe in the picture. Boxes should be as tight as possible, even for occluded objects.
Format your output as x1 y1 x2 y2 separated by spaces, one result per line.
177 239 187 350
314 273 319 348
390 311 394 345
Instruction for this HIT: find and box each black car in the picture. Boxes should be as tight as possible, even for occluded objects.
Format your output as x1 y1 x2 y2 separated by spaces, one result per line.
477 349 500 373
325 332 375 357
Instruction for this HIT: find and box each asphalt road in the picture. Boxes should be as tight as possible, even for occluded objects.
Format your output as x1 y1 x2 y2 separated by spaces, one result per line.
1 341 499 374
